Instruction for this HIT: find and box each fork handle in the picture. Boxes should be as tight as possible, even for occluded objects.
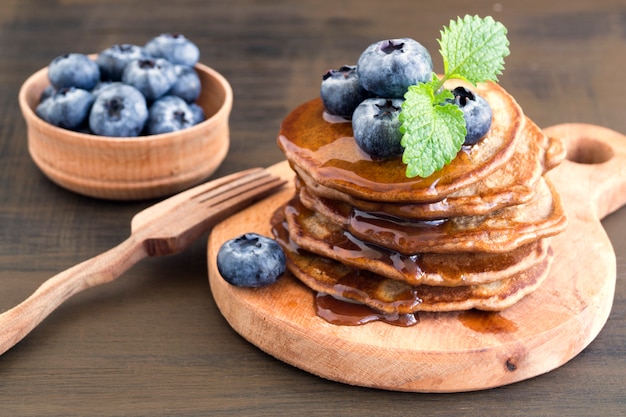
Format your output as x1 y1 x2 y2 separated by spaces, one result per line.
0 236 147 355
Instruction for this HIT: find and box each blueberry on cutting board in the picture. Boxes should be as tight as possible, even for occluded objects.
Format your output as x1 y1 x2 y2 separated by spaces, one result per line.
217 233 286 288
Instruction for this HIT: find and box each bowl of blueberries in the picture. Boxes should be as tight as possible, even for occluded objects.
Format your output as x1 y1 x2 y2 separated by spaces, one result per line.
19 33 232 200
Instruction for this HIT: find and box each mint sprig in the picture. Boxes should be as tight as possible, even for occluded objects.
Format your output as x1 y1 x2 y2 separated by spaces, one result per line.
400 15 510 178
440 15 510 86
400 78 465 179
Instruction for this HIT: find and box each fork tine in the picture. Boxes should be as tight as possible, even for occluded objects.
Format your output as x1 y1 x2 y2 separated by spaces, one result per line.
131 167 268 231
140 170 286 256
196 169 282 206
183 172 286 233
186 167 267 202
199 175 286 217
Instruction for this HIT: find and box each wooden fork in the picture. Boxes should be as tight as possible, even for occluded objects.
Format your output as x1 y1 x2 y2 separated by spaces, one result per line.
0 167 286 355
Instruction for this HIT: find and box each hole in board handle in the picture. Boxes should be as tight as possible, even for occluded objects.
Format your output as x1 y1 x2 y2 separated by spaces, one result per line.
565 136 614 165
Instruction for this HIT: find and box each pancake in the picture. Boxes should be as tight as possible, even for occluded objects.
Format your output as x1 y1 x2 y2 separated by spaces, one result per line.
272 208 554 313
298 176 566 254
295 117 566 219
275 200 550 287
278 80 523 203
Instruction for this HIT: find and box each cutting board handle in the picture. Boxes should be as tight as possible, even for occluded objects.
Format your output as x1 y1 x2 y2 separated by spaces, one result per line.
544 123 626 221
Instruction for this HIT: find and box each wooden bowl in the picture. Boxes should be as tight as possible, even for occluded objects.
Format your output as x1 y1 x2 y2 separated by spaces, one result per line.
18 61 232 200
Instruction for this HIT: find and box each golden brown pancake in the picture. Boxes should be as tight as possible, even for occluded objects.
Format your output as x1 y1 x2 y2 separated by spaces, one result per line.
271 208 554 313
276 198 550 287
297 176 566 254
278 81 523 203
295 117 566 219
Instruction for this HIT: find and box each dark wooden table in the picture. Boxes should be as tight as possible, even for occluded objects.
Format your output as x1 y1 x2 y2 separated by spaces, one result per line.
1 0 624 415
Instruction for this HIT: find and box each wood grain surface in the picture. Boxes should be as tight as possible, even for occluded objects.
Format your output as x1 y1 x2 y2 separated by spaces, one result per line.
207 123 623 392
1 0 625 416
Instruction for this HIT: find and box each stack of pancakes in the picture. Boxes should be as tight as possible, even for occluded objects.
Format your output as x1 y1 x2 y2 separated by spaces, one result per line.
271 80 567 318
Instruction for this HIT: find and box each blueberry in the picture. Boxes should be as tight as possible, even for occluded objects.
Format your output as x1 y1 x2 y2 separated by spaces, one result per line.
168 65 201 103
216 233 286 288
48 53 100 90
90 80 114 96
122 58 176 101
451 86 492 145
144 33 200 67
40 85 56 102
320 65 371 118
357 38 432 98
189 102 206 125
146 95 194 134
88 83 148 137
96 44 148 81
351 98 404 159
36 87 94 130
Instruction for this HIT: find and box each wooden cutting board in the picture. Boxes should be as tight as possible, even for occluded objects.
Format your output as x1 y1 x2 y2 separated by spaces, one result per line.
207 123 625 392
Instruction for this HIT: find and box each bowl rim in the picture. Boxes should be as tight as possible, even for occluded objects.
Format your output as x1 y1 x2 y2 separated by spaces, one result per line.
18 60 233 144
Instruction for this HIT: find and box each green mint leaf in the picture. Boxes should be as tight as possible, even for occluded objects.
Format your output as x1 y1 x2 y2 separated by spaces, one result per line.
439 15 510 85
399 15 509 178
400 82 466 178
